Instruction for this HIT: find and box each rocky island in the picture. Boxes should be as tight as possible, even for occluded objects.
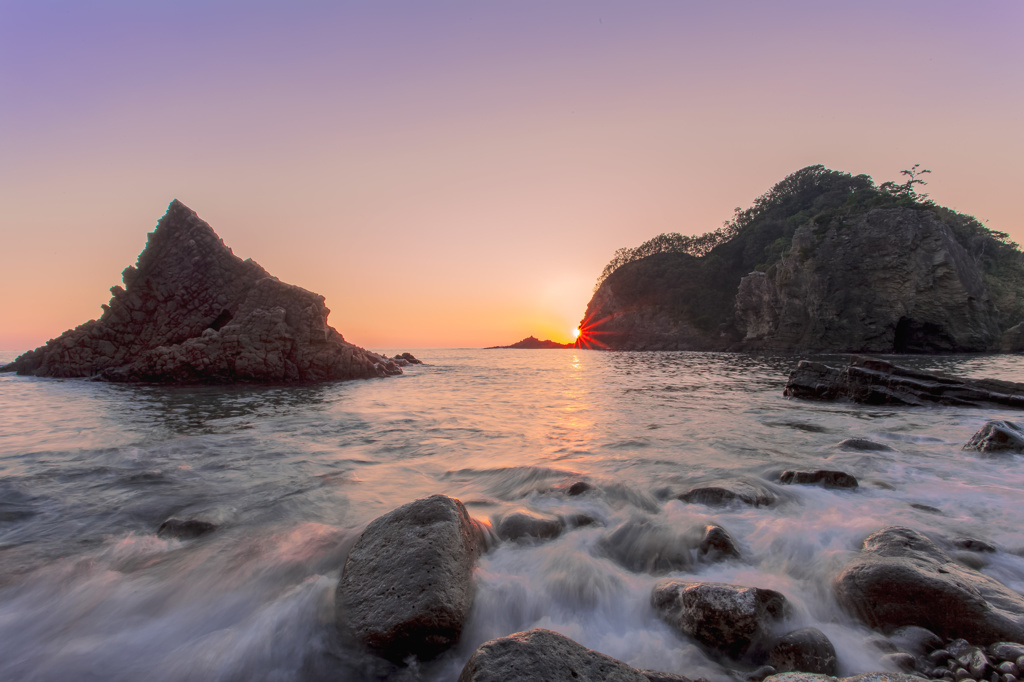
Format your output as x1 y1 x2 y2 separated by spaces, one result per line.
578 166 1024 353
1 200 402 383
486 336 570 349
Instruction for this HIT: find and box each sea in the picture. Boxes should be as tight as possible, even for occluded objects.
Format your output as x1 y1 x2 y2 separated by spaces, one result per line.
1 349 1023 682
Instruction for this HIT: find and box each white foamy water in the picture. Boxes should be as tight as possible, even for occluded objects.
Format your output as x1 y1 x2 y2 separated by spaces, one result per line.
1 349 1023 681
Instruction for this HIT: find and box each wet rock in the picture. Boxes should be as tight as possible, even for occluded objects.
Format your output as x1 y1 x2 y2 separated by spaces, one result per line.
567 481 594 496
836 438 895 452
3 200 395 383
882 653 920 673
998 663 1019 677
699 524 741 561
834 527 1024 644
769 627 838 675
991 644 1024 663
156 518 217 539
336 495 482 662
564 512 600 528
394 352 423 364
784 358 1024 409
679 480 777 508
599 518 695 574
779 470 859 490
928 650 954 667
639 670 701 682
953 538 998 554
909 503 943 514
651 579 788 659
457 628 648 682
961 648 991 679
765 672 928 682
963 421 1024 454
748 665 778 681
888 626 943 657
495 509 564 543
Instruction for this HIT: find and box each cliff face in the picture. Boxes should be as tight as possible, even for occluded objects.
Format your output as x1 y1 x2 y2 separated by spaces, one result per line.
734 208 1001 352
578 252 725 351
581 208 1020 353
5 200 399 383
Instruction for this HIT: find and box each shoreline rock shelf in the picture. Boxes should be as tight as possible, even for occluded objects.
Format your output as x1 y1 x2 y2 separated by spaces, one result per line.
784 357 1024 408
2 200 404 384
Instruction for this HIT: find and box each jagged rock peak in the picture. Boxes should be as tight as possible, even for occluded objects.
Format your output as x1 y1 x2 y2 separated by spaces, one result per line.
3 200 402 384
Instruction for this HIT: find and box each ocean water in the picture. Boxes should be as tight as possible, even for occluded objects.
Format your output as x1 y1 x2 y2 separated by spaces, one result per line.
1 349 1023 681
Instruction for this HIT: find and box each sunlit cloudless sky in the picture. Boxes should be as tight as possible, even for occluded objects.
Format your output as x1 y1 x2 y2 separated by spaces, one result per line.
2 1 1021 350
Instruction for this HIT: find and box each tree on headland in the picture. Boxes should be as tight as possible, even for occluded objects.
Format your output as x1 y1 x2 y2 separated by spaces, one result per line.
880 164 932 202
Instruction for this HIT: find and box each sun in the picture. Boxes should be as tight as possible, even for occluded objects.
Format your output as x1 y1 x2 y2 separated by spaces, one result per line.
572 327 581 339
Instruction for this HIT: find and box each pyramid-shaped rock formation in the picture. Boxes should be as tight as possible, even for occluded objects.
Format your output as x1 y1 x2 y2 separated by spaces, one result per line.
3 200 401 383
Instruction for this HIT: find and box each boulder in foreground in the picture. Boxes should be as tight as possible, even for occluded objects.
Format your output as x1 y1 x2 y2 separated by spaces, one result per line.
457 628 650 682
834 527 1024 644
784 358 1024 408
652 580 788 659
3 200 399 383
336 495 483 662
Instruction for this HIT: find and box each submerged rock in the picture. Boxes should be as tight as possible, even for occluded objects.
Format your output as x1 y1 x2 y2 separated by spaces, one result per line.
834 527 1024 644
835 438 895 452
652 579 789 659
336 495 483 662
599 518 696 574
495 509 564 543
768 627 838 676
779 470 859 490
784 358 1024 408
457 628 649 682
679 480 777 508
156 518 217 539
2 200 397 383
963 421 1024 453
699 524 742 561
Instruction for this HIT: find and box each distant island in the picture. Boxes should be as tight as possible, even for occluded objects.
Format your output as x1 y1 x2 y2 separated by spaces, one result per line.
486 336 570 349
577 164 1024 353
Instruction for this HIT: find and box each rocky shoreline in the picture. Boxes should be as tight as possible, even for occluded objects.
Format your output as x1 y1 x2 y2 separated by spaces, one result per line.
319 410 1024 681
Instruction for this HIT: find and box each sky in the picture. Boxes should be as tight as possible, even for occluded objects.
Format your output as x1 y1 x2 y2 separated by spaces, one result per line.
2 1 1022 350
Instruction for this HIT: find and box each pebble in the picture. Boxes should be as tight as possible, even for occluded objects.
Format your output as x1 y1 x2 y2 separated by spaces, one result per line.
955 668 973 681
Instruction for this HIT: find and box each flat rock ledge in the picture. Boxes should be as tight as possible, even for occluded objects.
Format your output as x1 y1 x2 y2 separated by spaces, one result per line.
834 527 1024 645
336 495 483 662
2 200 399 383
457 629 664 682
784 358 1024 408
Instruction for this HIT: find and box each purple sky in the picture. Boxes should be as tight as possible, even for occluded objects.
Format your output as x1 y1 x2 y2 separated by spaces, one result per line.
2 1 1022 348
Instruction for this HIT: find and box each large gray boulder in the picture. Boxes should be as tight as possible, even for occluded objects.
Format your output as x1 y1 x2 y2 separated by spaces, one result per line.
652 580 788 659
457 629 649 682
834 527 1024 644
336 495 483 662
2 200 398 383
963 420 1024 453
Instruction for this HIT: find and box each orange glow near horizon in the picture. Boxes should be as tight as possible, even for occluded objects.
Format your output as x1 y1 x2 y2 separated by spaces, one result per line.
1 4 1022 350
